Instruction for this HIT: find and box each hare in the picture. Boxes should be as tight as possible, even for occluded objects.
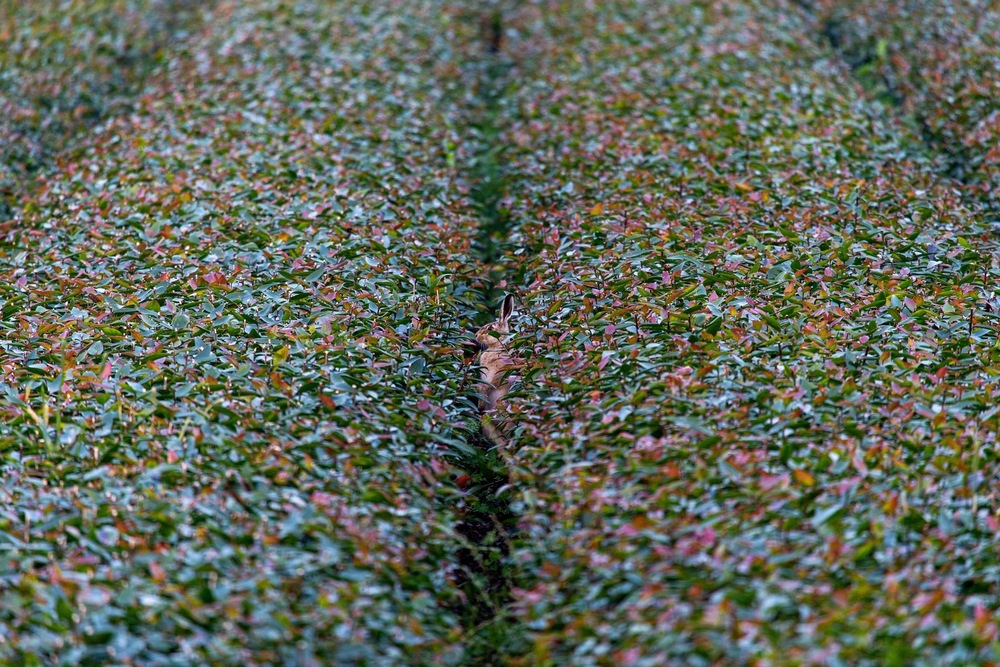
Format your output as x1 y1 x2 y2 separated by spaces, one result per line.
469 293 516 444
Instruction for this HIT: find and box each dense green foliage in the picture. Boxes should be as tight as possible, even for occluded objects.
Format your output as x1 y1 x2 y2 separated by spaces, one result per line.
806 0 999 201
0 0 997 665
496 2 999 664
1 1 487 663
0 0 207 219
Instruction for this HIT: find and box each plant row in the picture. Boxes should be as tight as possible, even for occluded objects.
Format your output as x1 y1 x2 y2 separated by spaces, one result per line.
488 1 1000 664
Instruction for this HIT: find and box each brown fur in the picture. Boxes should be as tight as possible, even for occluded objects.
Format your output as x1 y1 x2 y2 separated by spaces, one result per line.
473 294 515 444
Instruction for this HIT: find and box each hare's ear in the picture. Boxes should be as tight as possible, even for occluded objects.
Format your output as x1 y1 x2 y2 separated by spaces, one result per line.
499 293 515 323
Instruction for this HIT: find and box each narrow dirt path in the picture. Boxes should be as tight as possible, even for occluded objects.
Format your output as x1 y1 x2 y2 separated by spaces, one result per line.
450 2 529 662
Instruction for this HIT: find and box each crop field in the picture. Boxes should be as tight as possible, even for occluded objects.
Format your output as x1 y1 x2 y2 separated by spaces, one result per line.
0 0 997 665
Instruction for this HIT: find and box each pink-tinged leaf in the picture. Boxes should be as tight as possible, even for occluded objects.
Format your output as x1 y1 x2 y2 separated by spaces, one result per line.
975 603 990 625
204 271 230 287
618 523 639 537
148 561 167 583
616 649 641 664
758 473 788 491
311 491 333 508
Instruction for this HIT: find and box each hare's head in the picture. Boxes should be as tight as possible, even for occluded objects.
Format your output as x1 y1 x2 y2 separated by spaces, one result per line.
475 293 515 348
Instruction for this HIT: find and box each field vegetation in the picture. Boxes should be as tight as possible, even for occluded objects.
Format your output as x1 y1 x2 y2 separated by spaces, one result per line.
1 1 998 665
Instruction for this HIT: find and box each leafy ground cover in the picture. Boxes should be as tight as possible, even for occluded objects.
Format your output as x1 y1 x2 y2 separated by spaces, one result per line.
490 1 1000 664
0 0 209 219
0 1 496 663
801 0 999 207
1 0 999 665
